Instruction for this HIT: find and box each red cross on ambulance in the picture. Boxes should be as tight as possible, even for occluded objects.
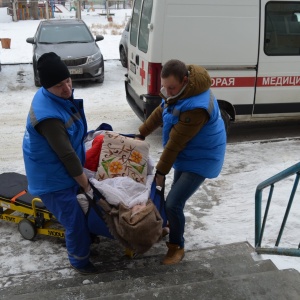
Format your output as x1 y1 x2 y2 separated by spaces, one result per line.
140 61 146 86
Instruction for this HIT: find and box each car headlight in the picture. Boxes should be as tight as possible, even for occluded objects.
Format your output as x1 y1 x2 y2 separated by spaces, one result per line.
86 51 101 63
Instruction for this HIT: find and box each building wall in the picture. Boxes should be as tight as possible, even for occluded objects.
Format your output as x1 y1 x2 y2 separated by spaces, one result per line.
0 0 10 8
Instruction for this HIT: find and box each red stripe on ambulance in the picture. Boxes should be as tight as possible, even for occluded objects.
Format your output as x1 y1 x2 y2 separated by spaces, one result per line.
257 76 300 87
211 77 255 88
211 76 300 88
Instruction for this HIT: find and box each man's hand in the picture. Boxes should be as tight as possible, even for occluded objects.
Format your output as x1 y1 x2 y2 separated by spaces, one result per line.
134 134 145 140
155 173 165 189
84 183 92 193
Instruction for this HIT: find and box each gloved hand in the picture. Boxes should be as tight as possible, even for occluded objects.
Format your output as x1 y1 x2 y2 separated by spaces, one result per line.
77 193 89 214
85 186 93 200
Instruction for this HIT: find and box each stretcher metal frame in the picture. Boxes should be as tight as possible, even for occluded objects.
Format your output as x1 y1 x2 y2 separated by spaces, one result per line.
0 172 65 240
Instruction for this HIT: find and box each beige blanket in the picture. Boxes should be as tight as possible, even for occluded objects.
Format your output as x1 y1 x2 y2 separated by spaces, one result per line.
98 198 163 254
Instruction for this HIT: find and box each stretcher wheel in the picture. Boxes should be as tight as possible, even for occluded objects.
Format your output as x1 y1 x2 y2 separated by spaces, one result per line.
18 219 37 240
125 248 136 258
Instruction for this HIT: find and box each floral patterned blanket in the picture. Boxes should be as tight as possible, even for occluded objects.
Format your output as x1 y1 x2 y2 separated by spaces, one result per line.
95 131 150 184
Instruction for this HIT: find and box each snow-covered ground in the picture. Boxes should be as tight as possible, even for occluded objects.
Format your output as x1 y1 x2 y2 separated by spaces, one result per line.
1 6 300 288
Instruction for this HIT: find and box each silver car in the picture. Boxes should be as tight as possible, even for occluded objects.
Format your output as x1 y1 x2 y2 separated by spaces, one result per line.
119 18 130 68
26 19 104 87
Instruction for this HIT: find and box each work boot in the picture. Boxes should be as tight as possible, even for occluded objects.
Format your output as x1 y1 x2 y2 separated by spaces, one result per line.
161 242 185 265
71 261 100 275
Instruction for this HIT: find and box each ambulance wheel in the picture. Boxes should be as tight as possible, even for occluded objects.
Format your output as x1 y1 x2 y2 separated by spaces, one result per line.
221 109 230 134
120 47 127 68
18 219 37 240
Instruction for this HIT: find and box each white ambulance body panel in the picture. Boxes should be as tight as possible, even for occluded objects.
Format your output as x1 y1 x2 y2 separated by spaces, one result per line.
160 0 259 66
125 0 300 123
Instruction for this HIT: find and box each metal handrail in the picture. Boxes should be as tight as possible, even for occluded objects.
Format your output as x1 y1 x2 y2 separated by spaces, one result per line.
255 162 300 257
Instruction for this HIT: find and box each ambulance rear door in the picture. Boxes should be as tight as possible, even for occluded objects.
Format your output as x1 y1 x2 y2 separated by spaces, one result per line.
255 0 300 118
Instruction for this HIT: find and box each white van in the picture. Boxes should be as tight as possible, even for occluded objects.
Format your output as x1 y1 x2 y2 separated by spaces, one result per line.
125 0 300 128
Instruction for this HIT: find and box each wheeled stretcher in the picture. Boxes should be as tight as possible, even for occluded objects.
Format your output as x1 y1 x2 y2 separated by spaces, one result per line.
0 172 65 240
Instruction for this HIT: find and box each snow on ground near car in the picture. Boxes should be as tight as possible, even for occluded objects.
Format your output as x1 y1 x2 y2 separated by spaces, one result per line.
1 7 300 286
0 7 131 64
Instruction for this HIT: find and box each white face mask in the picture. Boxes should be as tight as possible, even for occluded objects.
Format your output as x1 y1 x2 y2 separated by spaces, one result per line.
160 71 190 101
160 86 168 98
160 82 188 102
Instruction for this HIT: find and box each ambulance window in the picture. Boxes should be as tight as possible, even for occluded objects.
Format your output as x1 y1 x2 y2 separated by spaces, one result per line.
130 0 142 47
265 2 300 56
138 0 153 53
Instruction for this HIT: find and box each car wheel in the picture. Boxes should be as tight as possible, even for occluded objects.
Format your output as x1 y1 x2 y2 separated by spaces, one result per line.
33 64 41 87
95 63 104 83
34 76 41 87
95 77 104 84
120 47 127 68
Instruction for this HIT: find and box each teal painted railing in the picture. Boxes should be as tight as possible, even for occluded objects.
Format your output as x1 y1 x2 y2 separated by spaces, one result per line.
255 162 300 257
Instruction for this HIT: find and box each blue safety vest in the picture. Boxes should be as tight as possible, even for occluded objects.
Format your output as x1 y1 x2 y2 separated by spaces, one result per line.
162 89 226 178
23 88 87 195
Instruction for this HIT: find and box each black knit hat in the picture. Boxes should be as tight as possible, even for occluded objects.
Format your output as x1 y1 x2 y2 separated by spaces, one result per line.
37 52 70 88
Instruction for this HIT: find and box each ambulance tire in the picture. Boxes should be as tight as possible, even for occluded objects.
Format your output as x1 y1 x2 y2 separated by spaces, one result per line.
18 219 37 240
120 47 127 68
221 109 230 134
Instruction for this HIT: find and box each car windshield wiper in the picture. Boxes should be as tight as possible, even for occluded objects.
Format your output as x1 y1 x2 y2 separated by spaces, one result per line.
56 41 90 44
38 42 54 44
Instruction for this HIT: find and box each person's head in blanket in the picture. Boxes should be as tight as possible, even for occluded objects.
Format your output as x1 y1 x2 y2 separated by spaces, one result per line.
37 52 72 99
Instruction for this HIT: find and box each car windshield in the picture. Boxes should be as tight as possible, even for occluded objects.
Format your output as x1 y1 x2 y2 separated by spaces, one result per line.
38 24 94 44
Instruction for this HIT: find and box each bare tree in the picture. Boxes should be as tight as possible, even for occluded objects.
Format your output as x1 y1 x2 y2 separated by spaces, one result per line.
30 0 39 20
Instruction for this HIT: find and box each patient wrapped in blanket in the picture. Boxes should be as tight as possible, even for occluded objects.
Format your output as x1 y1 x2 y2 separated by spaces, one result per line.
78 130 166 254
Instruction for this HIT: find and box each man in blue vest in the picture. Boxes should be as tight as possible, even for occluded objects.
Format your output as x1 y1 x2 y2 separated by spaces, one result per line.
137 59 226 265
22 52 98 274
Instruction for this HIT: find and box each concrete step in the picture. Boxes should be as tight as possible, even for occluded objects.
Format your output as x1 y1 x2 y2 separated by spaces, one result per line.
0 241 255 291
99 269 300 300
1 242 279 299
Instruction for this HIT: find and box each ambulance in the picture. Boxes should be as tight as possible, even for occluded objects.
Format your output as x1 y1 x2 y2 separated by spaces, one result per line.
125 0 300 128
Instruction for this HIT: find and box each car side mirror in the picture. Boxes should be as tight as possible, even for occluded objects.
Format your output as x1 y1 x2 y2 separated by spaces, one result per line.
26 37 35 44
95 35 104 42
